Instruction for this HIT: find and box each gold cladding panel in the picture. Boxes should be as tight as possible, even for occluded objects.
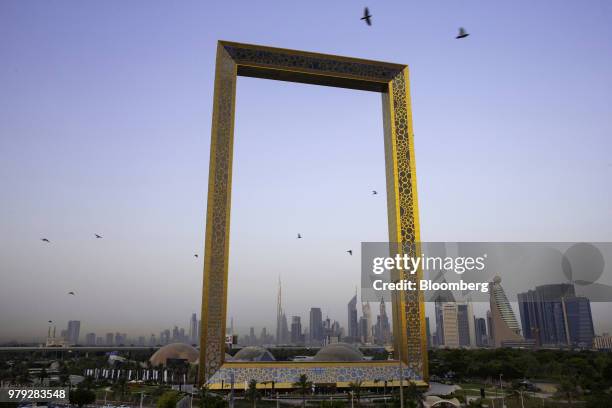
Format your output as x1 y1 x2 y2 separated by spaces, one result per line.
200 41 427 384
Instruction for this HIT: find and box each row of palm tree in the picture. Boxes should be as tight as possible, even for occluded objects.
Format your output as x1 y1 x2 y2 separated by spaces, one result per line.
243 374 425 408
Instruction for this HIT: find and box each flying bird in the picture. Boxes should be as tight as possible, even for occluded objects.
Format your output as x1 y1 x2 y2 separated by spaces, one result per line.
347 250 353 256
48 320 53 323
68 291 75 296
95 234 103 239
194 254 198 258
361 7 372 26
41 238 50 243
297 233 302 239
372 190 378 195
456 27 469 39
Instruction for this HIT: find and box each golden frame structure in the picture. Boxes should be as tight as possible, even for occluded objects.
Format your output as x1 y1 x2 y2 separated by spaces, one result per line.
199 40 427 384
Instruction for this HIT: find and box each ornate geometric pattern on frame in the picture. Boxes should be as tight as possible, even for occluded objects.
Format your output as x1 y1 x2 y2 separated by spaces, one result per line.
200 41 427 384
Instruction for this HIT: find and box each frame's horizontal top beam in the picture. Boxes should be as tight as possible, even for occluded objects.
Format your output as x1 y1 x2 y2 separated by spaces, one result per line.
220 40 406 90
237 65 388 92
220 40 407 70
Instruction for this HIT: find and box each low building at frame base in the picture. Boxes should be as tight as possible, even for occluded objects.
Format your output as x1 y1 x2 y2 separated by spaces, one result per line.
205 361 425 390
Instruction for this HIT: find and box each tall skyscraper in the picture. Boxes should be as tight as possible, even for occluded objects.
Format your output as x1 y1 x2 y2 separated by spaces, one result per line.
275 314 289 344
519 283 594 348
106 332 114 346
85 332 96 345
189 313 198 344
347 293 359 341
358 316 369 343
564 296 595 347
441 303 459 348
486 311 494 345
290 316 303 344
276 277 290 344
433 290 455 347
66 321 81 345
309 307 323 344
457 304 471 347
248 327 256 345
374 298 391 344
518 283 580 347
115 332 127 345
361 301 372 343
160 329 171 345
260 327 273 345
475 317 488 347
489 276 523 347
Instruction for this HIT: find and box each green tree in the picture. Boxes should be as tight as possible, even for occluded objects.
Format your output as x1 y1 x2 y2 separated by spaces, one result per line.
245 379 261 408
197 384 209 407
59 364 70 386
392 382 424 408
403 381 425 407
558 378 578 407
293 374 312 408
157 391 181 408
586 391 611 408
348 381 363 407
69 388 97 408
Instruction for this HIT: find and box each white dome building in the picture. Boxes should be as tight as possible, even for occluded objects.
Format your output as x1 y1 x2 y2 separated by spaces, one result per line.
149 343 199 366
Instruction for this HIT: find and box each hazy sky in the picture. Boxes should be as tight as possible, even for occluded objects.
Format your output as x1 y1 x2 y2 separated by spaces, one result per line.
1 0 611 341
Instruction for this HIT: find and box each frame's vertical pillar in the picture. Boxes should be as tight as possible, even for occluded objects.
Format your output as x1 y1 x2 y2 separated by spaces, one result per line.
382 68 428 380
199 44 237 384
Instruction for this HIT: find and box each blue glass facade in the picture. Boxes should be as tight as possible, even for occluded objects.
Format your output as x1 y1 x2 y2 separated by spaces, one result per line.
518 284 594 348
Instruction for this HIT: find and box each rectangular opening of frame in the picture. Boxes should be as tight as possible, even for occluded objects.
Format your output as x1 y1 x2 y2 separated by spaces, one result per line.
227 76 391 361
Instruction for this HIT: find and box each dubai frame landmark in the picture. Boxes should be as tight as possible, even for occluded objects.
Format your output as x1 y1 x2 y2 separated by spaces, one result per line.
199 41 427 388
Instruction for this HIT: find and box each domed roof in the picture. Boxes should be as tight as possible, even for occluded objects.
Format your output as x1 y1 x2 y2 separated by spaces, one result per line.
232 346 276 362
313 342 364 362
149 343 199 366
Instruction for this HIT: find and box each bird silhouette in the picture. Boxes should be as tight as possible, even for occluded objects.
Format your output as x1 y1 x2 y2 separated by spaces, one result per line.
456 27 469 39
95 234 103 239
361 7 372 26
347 250 353 256
372 190 378 195
41 238 50 243
48 320 52 323
297 233 302 239
194 254 198 258
68 291 75 296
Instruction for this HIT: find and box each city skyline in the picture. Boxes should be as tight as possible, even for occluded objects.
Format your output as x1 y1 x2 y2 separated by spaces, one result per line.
2 270 612 344
6 276 604 354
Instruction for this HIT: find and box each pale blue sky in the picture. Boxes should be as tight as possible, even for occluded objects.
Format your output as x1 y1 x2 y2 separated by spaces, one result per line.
1 0 611 340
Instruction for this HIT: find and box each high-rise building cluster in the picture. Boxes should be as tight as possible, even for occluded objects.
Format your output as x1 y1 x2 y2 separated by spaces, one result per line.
38 275 600 351
265 279 392 347
44 313 201 347
429 276 597 350
518 283 594 348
